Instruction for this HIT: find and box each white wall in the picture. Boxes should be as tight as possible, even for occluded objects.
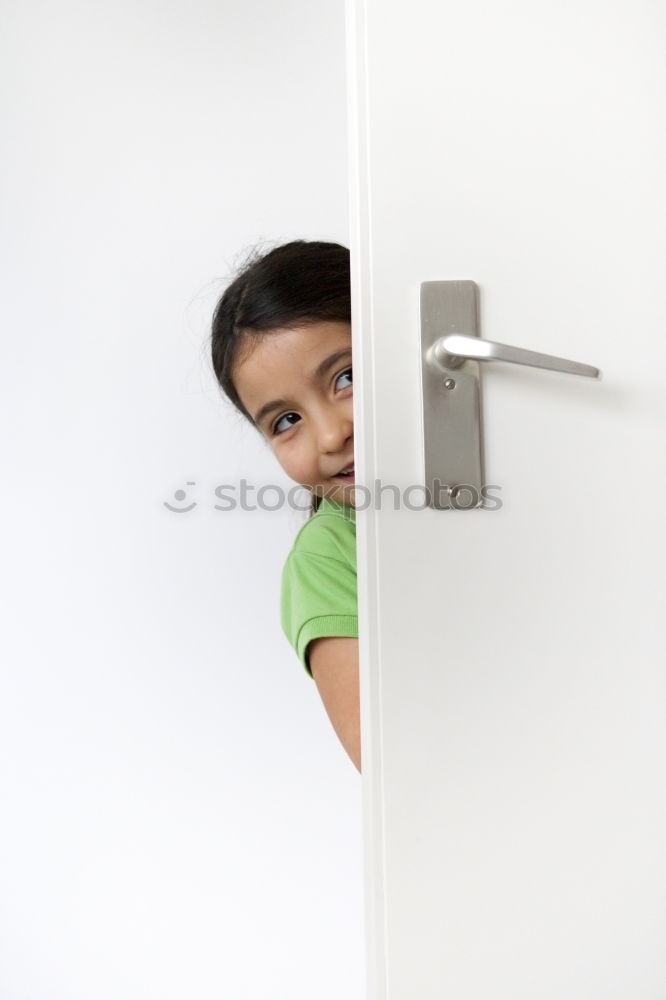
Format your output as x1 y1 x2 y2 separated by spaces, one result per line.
0 2 364 997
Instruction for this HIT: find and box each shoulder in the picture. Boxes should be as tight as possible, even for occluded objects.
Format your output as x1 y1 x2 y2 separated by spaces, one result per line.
280 500 358 677
288 503 356 566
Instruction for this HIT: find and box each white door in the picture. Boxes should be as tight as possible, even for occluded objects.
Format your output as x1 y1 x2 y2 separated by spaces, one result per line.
347 1 666 996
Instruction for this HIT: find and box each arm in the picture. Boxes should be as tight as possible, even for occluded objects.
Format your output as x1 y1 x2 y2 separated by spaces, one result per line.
308 636 361 773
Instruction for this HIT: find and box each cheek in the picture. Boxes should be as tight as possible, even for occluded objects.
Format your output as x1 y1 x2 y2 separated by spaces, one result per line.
273 439 314 480
272 441 300 475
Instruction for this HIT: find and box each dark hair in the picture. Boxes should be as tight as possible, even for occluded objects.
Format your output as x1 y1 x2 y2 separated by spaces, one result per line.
210 240 351 517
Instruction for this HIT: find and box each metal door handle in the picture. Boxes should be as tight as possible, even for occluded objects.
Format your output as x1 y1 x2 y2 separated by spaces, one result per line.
427 334 601 379
420 280 602 509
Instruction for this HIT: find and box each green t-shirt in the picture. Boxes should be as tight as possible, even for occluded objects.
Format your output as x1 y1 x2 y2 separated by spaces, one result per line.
280 497 358 677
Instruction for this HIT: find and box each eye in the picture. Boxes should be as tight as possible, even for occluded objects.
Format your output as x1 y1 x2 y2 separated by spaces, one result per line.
272 411 300 436
335 366 353 390
270 367 352 436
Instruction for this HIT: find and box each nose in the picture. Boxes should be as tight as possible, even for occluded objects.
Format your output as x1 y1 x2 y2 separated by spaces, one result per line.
314 405 353 454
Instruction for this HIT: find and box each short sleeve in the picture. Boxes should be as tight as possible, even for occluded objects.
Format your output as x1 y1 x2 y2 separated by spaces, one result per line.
281 526 358 677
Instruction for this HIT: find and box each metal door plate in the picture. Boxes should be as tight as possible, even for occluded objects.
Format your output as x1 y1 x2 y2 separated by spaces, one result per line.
420 280 483 509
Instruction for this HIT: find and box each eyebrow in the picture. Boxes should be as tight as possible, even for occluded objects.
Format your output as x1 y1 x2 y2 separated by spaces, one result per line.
252 348 352 429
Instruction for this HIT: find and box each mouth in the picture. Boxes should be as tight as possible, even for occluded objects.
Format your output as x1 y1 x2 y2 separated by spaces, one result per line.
333 464 355 483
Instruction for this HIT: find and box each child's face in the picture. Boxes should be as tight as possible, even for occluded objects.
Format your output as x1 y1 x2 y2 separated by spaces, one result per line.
233 320 356 508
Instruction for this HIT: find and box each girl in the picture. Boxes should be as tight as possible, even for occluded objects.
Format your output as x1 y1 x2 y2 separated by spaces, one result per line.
210 240 361 773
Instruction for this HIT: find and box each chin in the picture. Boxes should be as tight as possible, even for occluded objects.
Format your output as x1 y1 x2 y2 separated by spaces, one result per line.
319 483 357 507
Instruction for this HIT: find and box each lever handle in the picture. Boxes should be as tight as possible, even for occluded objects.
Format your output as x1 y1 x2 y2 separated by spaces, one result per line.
427 333 601 379
420 280 603 509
